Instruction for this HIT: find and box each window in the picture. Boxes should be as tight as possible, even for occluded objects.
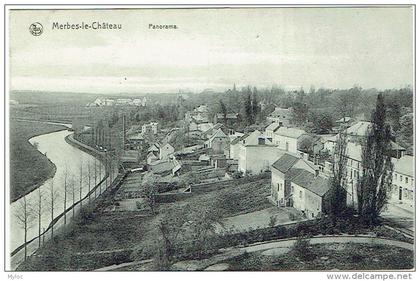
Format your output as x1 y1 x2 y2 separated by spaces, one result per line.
405 177 408 184
277 183 280 191
400 175 403 182
299 191 302 198
395 174 397 180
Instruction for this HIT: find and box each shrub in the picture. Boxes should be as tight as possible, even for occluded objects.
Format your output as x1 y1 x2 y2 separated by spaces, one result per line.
292 236 315 261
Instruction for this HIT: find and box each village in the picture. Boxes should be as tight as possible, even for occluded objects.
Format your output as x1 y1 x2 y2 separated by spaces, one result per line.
107 97 413 221
11 83 414 271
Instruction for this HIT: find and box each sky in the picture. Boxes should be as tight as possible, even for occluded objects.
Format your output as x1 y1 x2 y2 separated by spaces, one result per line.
9 7 414 94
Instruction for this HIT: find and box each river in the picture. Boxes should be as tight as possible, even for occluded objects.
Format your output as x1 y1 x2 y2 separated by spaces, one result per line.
9 127 108 269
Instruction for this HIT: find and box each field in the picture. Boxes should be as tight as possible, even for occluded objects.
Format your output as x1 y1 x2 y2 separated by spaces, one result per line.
18 177 273 270
9 119 67 202
227 243 414 271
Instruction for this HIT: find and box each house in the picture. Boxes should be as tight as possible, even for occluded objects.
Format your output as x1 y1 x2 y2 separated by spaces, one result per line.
205 128 229 155
390 155 414 208
121 150 140 169
202 123 224 140
148 143 160 154
214 113 239 128
148 159 182 176
336 117 353 125
388 141 406 159
229 133 250 160
343 121 371 143
267 107 293 126
270 153 318 207
273 127 307 153
147 151 159 165
265 122 281 140
185 105 210 123
190 121 214 132
210 155 228 169
237 131 284 175
289 169 331 218
125 132 145 150
159 143 175 160
142 122 159 135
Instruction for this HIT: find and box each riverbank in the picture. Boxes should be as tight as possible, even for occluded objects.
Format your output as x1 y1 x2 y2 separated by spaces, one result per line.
9 119 68 202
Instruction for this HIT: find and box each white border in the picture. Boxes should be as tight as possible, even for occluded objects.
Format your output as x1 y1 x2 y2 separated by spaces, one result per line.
1 1 417 280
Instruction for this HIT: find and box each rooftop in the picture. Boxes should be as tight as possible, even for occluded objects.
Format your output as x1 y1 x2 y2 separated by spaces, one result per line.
345 121 372 137
274 127 306 138
288 168 330 197
394 155 414 177
266 122 281 132
272 153 300 173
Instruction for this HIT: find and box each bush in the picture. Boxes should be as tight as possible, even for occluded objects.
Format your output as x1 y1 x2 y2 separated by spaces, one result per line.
292 236 315 261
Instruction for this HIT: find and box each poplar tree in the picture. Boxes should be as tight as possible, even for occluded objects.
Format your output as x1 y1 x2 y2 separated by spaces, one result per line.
357 94 393 225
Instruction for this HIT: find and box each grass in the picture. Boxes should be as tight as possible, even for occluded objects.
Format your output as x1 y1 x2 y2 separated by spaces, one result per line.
9 119 67 202
227 243 414 271
18 177 271 270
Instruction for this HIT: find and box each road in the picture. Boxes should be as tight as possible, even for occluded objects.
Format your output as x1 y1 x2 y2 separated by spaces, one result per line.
381 203 414 238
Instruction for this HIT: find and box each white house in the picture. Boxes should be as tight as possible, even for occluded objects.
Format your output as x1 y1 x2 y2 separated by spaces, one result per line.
265 122 281 140
390 155 414 208
289 170 331 218
267 107 293 125
273 127 307 153
237 131 284 175
142 122 159 135
159 143 175 160
271 153 318 207
206 128 229 155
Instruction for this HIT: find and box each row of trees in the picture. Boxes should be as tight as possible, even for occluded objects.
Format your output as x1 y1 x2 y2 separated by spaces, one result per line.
15 157 108 261
325 94 394 225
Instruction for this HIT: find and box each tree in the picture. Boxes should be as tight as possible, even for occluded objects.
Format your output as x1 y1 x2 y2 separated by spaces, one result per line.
397 113 413 155
142 173 160 214
188 203 222 258
251 89 261 123
155 205 189 269
86 160 92 203
78 160 84 208
325 132 348 217
219 100 227 127
308 112 333 134
15 196 34 261
47 179 59 240
63 166 69 225
291 101 308 126
69 176 76 219
334 87 361 119
244 91 253 125
35 187 45 247
357 94 394 225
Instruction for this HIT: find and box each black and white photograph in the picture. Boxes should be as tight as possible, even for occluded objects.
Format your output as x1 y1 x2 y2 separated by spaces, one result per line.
4 3 416 275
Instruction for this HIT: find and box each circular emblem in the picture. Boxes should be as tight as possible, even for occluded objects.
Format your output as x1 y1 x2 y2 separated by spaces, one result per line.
29 22 43 36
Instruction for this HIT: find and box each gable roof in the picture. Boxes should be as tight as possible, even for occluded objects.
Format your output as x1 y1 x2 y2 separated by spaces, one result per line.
345 121 372 137
274 127 306 138
394 155 414 177
231 133 250 145
266 122 281 132
208 128 228 142
289 168 330 197
272 153 300 173
147 144 160 153
270 107 292 117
